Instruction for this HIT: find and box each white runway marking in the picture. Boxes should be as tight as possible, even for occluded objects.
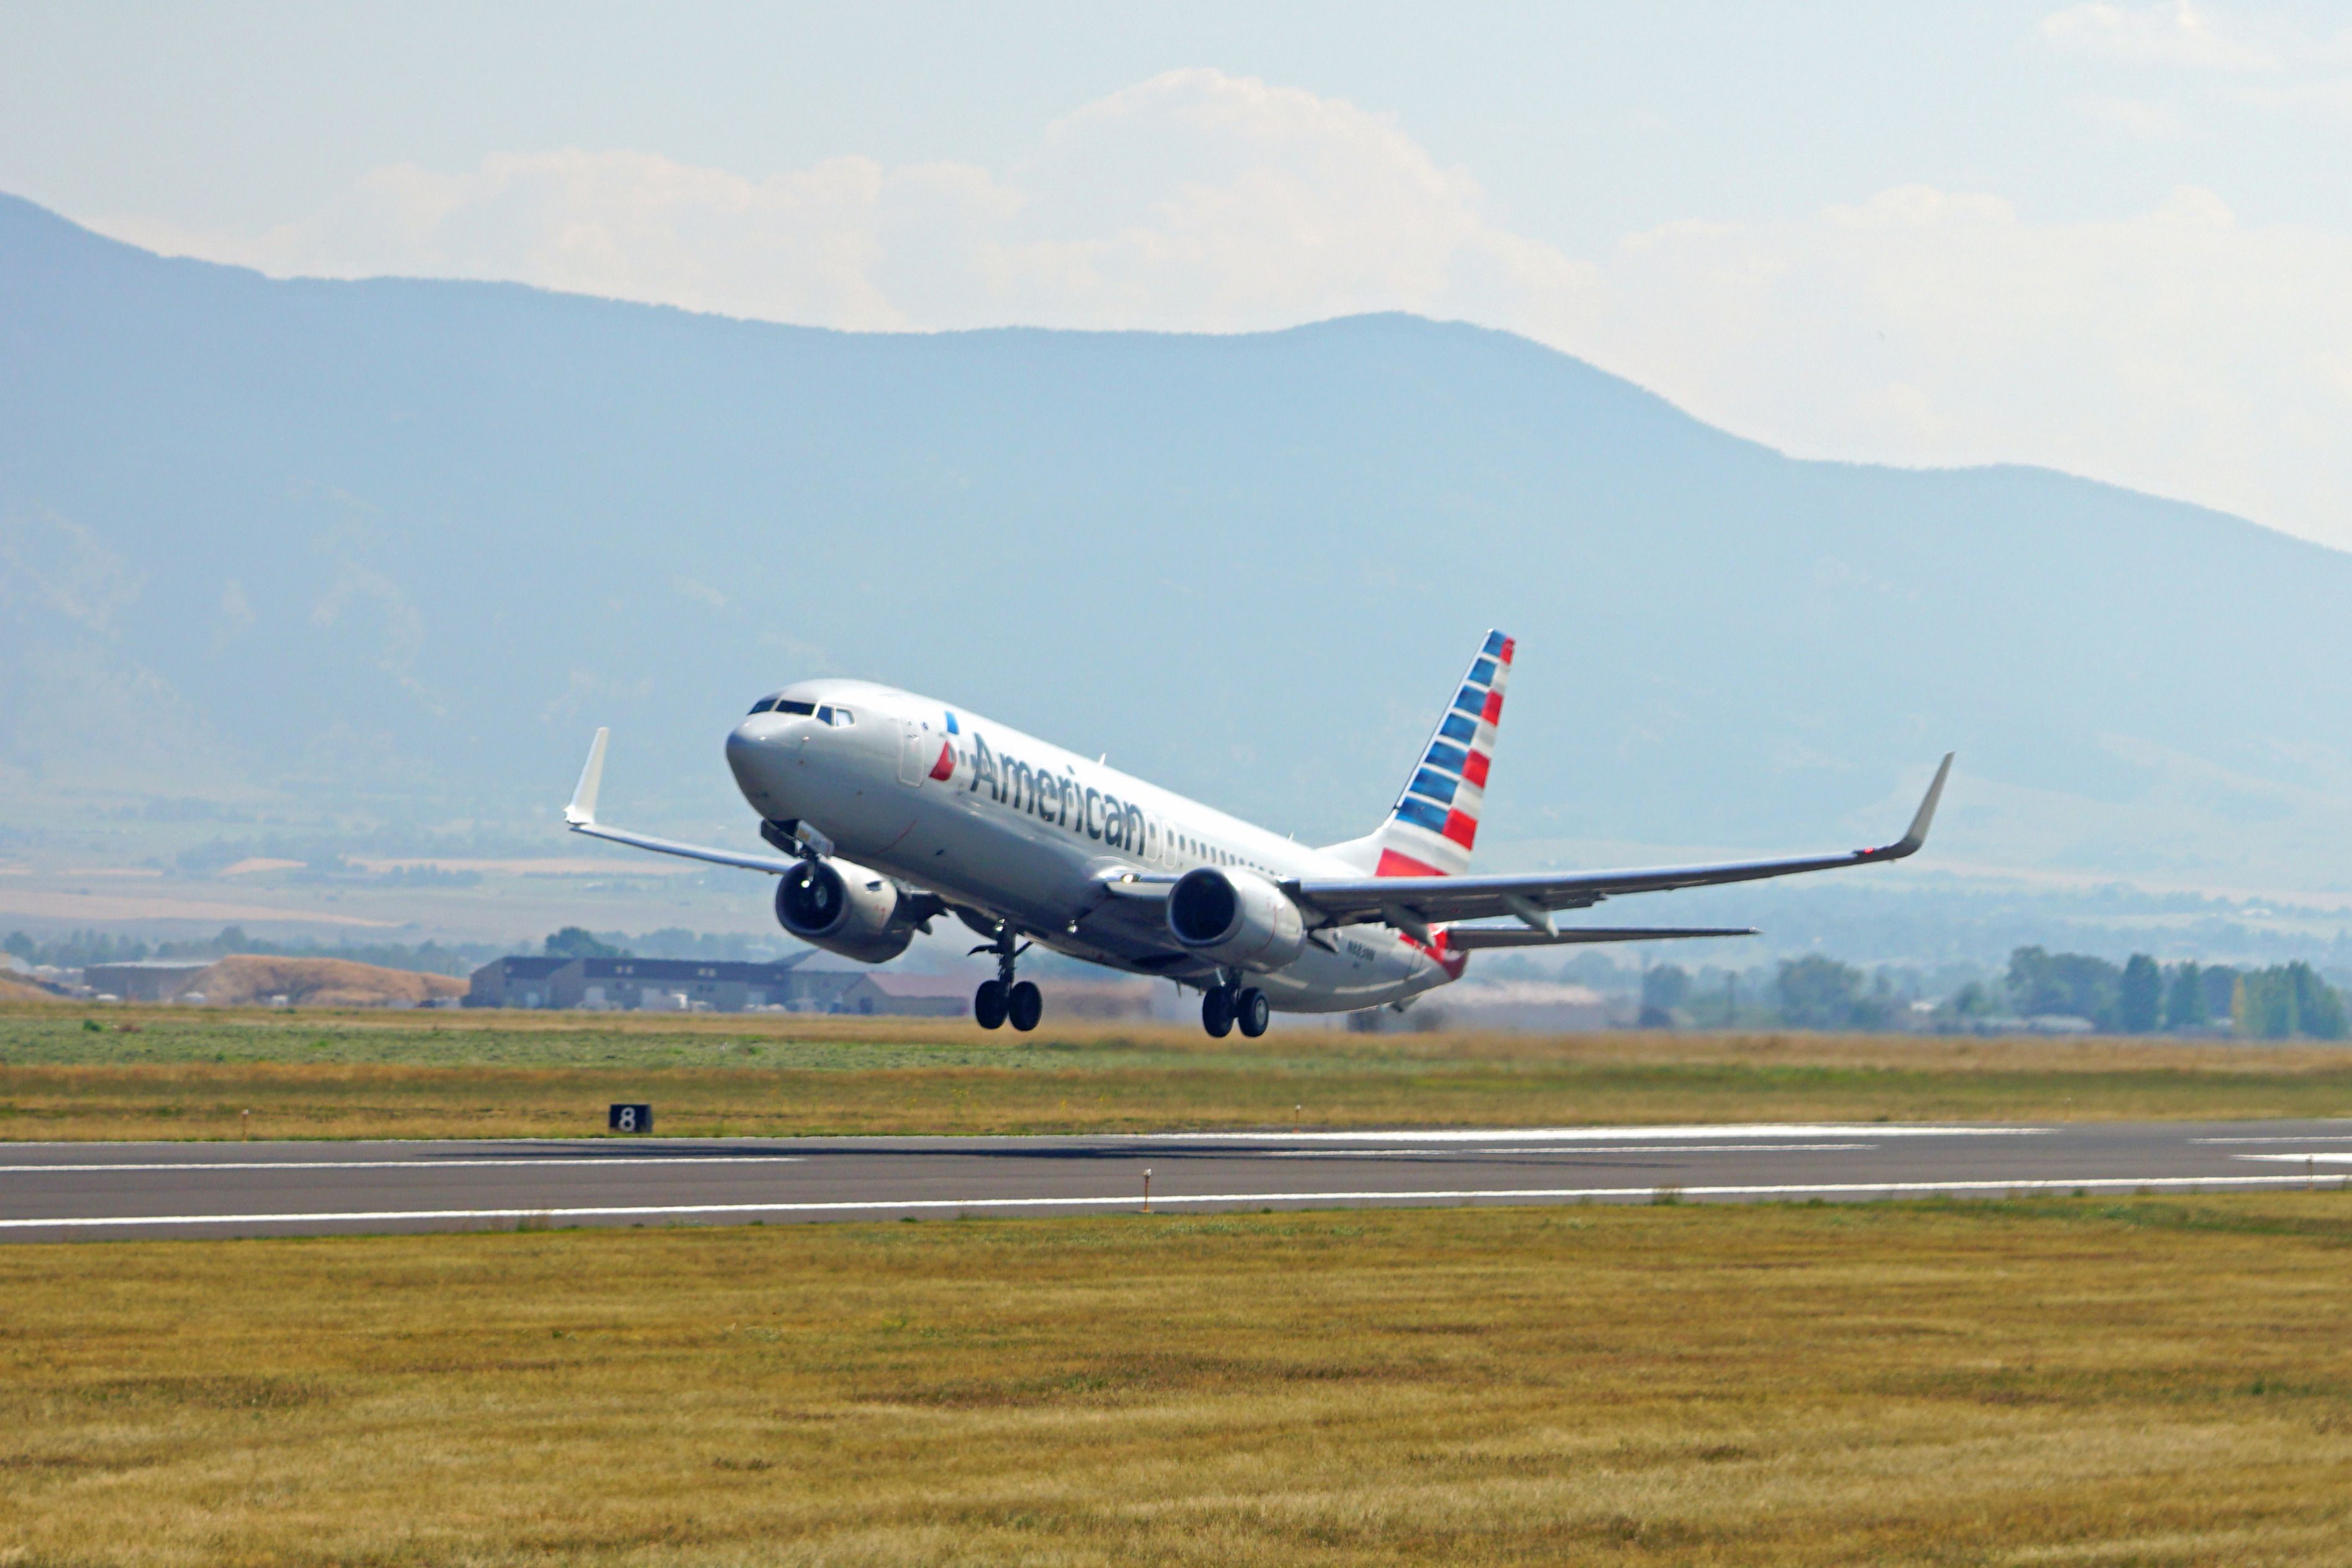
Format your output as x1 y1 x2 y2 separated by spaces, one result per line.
2236 1152 2352 1165
0 1157 805 1174
1262 1143 1878 1158
1 1172 2330 1231
1151 1123 2043 1143
2199 1135 2352 1144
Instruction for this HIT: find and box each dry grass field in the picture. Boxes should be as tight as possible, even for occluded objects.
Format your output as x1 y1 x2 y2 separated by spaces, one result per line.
3 1002 2351 1141
4 1195 2350 1565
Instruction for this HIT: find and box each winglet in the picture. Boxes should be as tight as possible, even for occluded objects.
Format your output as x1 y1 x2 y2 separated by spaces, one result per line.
565 727 609 827
1884 752 1953 857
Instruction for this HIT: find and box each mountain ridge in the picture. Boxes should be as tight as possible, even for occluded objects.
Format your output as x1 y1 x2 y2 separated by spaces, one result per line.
6 191 2351 893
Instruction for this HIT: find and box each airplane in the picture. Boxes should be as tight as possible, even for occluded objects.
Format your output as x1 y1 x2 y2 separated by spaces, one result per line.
563 631 1951 1036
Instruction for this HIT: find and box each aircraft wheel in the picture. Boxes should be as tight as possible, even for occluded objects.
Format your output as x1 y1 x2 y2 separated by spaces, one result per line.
1236 987 1271 1038
973 979 1008 1030
1007 979 1043 1032
1200 986 1234 1038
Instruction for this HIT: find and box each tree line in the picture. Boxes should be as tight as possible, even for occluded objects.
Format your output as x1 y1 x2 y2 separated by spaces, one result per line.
1981 947 2346 1038
5 926 496 977
1637 947 2350 1039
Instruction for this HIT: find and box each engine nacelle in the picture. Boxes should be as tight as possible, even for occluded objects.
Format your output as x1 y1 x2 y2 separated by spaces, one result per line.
774 856 918 964
1166 866 1306 972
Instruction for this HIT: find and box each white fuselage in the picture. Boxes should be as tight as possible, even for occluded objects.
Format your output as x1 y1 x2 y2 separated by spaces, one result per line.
724 679 1458 1011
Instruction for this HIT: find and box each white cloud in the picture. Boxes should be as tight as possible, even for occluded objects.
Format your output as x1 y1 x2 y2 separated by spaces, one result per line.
2040 2 2280 71
96 68 2352 552
219 149 1011 331
1576 185 2352 549
2038 2 2352 120
107 71 1604 342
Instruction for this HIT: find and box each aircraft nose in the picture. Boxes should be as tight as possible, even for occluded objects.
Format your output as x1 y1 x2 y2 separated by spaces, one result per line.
725 718 775 788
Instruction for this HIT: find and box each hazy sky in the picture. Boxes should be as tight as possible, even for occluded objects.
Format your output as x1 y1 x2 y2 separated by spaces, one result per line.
6 1 2350 547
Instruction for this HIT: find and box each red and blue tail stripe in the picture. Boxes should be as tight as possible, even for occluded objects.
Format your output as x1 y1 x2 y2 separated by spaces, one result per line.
1375 629 1512 878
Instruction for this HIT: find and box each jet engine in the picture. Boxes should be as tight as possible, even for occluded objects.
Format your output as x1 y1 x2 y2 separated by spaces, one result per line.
775 856 921 964
1166 866 1306 972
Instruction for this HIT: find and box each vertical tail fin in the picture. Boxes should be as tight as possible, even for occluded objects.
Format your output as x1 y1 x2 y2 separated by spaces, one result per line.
1320 630 1513 877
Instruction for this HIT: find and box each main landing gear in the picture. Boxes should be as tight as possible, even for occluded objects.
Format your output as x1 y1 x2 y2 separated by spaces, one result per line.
972 923 1042 1032
1200 977 1270 1039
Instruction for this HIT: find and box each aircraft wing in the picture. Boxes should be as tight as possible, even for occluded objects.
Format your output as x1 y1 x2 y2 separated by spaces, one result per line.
569 820 800 874
1287 754 1952 932
563 727 800 875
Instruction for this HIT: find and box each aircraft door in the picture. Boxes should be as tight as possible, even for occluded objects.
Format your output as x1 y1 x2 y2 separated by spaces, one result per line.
897 718 930 786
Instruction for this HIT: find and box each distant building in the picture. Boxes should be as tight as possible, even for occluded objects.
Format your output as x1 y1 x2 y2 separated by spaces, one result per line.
550 955 827 1013
464 956 568 1010
82 959 214 1003
462 951 1000 1015
832 972 972 1018
467 952 857 1013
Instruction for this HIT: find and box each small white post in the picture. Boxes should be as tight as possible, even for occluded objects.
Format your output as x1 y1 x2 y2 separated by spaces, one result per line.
1143 1168 1152 1213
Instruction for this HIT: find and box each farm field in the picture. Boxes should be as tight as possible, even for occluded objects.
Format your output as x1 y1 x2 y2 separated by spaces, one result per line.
3 1002 2351 1141
6 1195 2350 1565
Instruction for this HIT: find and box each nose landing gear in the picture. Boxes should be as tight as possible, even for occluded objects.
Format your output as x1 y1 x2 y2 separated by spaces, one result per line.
972 924 1042 1032
1200 977 1270 1039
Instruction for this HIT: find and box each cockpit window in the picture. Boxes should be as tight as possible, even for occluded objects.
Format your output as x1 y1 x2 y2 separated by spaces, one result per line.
751 698 845 721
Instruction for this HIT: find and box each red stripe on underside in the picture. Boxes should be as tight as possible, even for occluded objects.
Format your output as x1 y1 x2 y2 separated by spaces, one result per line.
1442 810 1478 849
1375 847 1446 878
1398 926 1469 980
1461 750 1490 788
1482 690 1504 724
928 742 955 782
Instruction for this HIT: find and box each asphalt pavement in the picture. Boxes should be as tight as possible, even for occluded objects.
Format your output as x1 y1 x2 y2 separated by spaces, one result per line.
5 1119 2351 1241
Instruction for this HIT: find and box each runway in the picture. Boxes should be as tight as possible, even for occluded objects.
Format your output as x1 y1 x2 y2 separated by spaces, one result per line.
6 1119 2352 1241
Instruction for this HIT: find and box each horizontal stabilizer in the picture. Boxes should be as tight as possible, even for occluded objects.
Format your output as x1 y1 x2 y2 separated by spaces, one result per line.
1444 926 1756 949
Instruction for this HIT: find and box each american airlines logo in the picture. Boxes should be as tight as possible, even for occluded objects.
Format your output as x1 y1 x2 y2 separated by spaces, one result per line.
957 732 1152 854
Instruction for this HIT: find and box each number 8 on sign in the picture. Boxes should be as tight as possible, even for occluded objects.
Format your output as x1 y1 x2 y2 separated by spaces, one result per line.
608 1103 652 1134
